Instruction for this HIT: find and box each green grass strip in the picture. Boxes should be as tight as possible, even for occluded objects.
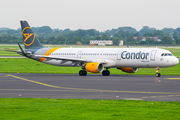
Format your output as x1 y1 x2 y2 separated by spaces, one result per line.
0 98 179 120
0 58 179 75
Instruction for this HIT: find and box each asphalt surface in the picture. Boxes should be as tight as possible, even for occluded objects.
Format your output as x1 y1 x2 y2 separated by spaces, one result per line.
0 73 180 101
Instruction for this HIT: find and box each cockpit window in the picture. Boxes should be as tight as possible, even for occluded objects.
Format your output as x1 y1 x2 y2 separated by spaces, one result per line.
161 53 173 56
168 53 173 56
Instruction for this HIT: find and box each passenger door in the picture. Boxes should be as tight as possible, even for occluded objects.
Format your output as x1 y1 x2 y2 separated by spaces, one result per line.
77 51 82 59
117 51 121 60
150 50 157 61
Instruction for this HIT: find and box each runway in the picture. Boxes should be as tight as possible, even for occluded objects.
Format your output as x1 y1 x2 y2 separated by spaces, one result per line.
0 73 180 101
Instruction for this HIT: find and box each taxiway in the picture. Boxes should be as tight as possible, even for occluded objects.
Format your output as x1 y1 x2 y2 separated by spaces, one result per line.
0 73 180 101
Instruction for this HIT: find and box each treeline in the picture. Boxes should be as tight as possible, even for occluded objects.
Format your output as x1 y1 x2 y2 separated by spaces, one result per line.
0 26 180 45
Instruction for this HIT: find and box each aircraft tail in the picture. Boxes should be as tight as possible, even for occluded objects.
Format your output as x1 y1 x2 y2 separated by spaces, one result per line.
20 21 44 49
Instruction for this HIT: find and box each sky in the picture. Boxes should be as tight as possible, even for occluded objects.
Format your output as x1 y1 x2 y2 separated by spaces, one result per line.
0 0 180 31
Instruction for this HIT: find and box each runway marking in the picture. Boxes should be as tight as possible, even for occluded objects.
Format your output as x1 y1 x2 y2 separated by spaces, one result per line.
8 74 180 95
140 95 180 99
165 78 180 80
0 75 9 78
0 89 81 92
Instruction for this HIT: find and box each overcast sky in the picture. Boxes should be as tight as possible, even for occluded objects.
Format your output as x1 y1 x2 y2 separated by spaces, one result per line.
0 0 180 31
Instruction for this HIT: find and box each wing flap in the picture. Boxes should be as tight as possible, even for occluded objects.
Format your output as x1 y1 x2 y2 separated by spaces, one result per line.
34 55 108 64
34 55 87 62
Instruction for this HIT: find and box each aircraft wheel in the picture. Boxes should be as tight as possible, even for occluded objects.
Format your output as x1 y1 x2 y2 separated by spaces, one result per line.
155 73 161 77
79 70 87 76
102 70 110 76
83 70 87 76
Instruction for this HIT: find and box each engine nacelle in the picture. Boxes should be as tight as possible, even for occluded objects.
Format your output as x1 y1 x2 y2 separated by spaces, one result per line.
118 67 138 73
85 62 104 73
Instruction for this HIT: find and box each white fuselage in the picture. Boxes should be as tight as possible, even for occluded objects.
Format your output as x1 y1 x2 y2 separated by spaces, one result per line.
34 48 179 68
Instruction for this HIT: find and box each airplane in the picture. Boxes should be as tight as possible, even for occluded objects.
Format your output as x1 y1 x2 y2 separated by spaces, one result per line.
17 21 179 77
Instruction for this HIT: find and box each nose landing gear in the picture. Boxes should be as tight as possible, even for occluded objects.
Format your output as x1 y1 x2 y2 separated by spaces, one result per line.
155 67 161 77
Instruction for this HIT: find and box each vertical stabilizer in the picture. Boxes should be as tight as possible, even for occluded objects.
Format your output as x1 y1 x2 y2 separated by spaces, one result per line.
20 21 44 49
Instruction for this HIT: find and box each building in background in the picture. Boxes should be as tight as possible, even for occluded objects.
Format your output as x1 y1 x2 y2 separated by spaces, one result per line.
133 36 161 42
90 40 113 46
119 40 123 46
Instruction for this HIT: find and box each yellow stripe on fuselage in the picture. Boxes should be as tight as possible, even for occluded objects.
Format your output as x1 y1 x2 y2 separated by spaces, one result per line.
40 48 60 62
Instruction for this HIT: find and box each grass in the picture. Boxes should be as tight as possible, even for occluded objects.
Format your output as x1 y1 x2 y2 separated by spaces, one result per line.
0 46 22 56
0 58 179 75
0 98 180 120
0 50 21 56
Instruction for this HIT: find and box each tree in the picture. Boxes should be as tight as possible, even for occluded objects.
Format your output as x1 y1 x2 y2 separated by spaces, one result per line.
71 36 82 44
63 29 72 34
46 37 56 44
133 32 140 37
161 36 173 44
56 36 67 44
153 30 164 36
173 35 180 44
139 26 156 36
94 36 101 40
82 34 91 44
143 33 154 37
114 29 126 38
37 26 53 34
173 28 180 36
101 34 109 40
145 38 154 44
112 37 120 45
126 36 135 43
162 28 174 36
86 29 96 36
75 29 87 37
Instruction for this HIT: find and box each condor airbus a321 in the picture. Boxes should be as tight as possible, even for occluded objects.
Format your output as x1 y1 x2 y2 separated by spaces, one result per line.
17 21 179 77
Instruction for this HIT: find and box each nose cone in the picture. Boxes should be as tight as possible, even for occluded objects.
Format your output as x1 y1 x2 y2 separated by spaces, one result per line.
172 57 179 66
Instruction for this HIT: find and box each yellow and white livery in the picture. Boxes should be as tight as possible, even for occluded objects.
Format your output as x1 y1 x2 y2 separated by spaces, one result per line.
17 21 179 77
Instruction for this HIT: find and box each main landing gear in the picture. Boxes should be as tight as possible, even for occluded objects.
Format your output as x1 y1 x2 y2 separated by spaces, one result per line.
79 70 87 76
155 67 161 77
102 69 110 76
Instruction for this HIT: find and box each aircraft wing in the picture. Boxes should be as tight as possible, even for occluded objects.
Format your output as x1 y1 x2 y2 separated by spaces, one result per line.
34 55 107 63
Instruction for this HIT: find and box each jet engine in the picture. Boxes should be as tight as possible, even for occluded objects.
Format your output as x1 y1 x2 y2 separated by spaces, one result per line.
85 62 104 73
118 67 138 73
